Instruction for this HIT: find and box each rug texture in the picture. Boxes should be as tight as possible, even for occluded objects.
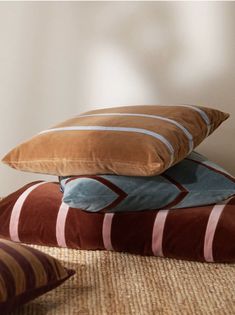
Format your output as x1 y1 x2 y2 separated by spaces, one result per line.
9 245 235 315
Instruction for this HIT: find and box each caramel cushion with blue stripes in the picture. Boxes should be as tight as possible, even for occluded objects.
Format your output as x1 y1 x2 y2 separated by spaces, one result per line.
1 181 235 263
0 238 74 314
2 105 229 176
60 152 235 212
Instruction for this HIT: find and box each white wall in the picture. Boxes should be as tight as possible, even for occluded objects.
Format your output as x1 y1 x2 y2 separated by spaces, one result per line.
0 2 235 196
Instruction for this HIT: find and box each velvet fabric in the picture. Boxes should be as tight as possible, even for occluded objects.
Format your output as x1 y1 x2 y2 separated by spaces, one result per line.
2 105 229 176
0 238 74 314
60 152 235 212
1 181 235 263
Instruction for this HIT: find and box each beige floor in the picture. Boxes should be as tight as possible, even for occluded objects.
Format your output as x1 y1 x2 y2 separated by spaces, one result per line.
10 245 235 315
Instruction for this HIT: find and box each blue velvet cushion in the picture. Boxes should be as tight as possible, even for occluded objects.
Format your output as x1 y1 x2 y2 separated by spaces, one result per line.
60 152 235 212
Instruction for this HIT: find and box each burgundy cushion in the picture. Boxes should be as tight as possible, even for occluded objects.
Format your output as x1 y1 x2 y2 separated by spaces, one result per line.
0 181 235 263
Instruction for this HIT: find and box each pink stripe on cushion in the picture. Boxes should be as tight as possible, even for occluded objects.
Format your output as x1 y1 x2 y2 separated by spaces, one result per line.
9 182 46 242
152 210 169 257
204 199 230 262
56 203 70 248
102 213 114 250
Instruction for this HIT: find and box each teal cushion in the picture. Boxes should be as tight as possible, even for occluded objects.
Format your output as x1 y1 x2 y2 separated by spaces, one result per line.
60 152 235 212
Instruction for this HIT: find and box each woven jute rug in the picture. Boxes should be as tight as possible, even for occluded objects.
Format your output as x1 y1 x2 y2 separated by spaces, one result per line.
10 245 235 315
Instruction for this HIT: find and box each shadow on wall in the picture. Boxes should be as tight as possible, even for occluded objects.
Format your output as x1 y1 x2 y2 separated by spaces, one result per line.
84 2 235 108
0 1 234 196
82 2 235 173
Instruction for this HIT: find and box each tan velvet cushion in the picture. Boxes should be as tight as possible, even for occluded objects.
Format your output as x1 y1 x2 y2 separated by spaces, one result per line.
2 105 229 176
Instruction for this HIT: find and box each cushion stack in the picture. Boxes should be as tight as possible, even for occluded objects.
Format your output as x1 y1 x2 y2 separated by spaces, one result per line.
1 104 235 264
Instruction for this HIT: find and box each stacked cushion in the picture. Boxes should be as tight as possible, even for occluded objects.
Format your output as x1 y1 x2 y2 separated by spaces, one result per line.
60 151 235 212
1 104 233 267
1 181 235 263
0 238 74 314
2 104 229 176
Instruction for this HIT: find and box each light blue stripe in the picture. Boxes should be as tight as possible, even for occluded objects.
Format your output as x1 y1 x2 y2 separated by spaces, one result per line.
79 112 194 153
180 105 211 136
40 125 175 165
